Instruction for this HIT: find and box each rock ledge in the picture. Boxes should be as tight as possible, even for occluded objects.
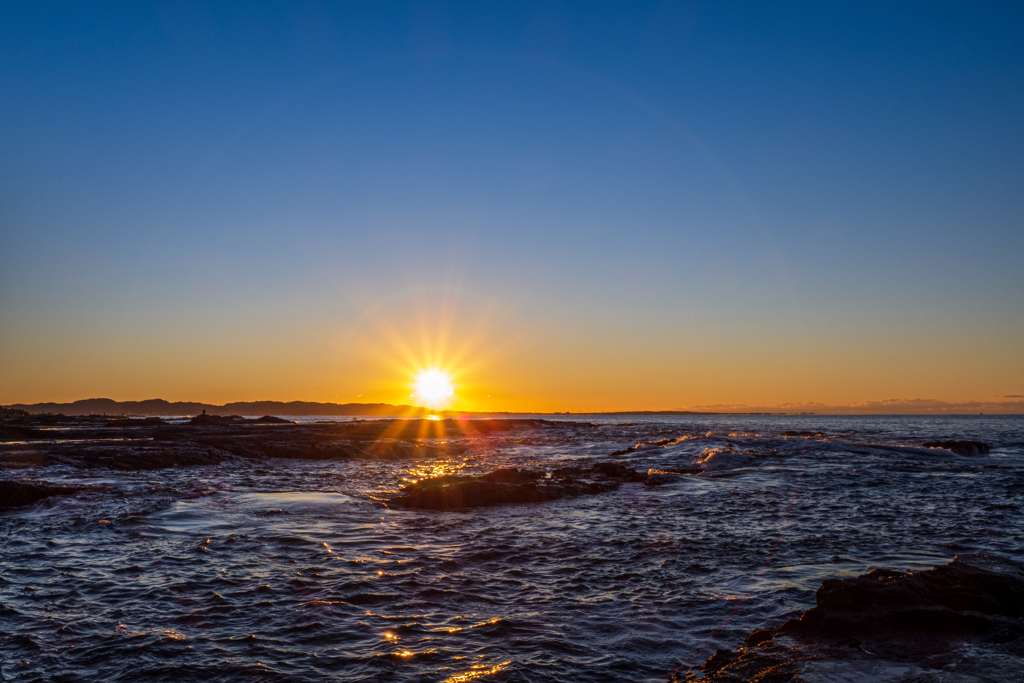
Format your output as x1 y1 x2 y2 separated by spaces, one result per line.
672 554 1024 682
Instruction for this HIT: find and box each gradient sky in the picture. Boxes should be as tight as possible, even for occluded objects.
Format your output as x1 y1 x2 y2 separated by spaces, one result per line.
2 2 1023 412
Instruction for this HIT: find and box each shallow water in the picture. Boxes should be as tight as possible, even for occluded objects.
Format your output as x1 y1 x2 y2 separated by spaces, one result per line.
2 414 1023 682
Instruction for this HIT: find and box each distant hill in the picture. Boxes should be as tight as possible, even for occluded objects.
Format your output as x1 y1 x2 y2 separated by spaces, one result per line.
6 399 759 417
7 398 436 417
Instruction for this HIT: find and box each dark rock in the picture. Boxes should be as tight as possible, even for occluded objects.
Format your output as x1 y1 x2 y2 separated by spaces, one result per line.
189 414 245 425
610 437 683 456
674 646 798 683
703 649 738 672
742 627 779 648
107 417 165 427
922 440 990 456
672 555 1024 681
388 463 647 510
358 441 448 460
644 472 677 486
252 415 294 424
0 425 38 440
388 478 564 509
782 554 1024 643
479 468 542 483
644 468 704 485
35 413 69 425
590 462 647 481
0 480 82 508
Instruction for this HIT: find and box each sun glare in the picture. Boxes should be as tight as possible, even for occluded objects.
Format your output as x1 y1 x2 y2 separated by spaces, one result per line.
414 370 454 407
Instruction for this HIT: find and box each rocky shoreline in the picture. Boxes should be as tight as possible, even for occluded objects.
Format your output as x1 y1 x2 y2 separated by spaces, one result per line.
0 414 584 473
673 554 1024 682
1 414 995 512
2 414 688 511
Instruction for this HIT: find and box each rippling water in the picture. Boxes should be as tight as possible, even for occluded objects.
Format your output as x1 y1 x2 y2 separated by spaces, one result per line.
2 414 1023 682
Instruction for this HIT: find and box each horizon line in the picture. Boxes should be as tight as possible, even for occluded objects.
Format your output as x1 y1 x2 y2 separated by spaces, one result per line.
5 396 1024 417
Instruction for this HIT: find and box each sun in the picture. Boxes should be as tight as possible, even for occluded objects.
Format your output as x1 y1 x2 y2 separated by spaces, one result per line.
413 369 454 407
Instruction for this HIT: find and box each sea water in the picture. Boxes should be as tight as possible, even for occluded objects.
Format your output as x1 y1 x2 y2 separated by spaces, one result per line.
1 414 1022 682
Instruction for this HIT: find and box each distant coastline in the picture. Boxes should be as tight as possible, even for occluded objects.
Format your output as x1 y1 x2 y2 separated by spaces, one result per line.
5 397 1022 417
2 398 779 417
6 398 434 417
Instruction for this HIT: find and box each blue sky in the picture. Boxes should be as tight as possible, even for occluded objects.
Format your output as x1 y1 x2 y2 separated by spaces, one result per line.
2 2 1022 409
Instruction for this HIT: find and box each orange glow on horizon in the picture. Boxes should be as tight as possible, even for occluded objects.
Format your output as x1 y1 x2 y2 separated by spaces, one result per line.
3 284 1022 415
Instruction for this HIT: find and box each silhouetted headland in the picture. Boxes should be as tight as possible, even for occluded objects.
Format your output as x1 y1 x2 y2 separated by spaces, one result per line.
5 398 770 417
7 398 440 417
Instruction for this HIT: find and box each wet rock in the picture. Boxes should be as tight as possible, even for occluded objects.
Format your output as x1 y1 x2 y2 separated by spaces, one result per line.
253 415 294 424
34 413 70 425
388 477 564 510
610 437 685 456
672 555 1024 682
644 472 679 486
922 440 990 456
782 554 1024 644
358 440 447 460
388 463 647 510
693 448 755 471
589 462 648 481
548 462 647 485
0 480 82 508
189 413 245 425
742 628 778 648
479 468 543 483
644 468 704 485
676 646 798 683
107 417 165 427
0 425 37 440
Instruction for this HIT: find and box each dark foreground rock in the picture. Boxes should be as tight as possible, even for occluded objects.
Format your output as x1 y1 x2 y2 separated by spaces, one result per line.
0 480 82 508
672 554 1024 682
923 439 991 456
387 463 649 510
783 554 1023 644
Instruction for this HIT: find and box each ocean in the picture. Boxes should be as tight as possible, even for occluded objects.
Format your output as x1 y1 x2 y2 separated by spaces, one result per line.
2 414 1022 682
